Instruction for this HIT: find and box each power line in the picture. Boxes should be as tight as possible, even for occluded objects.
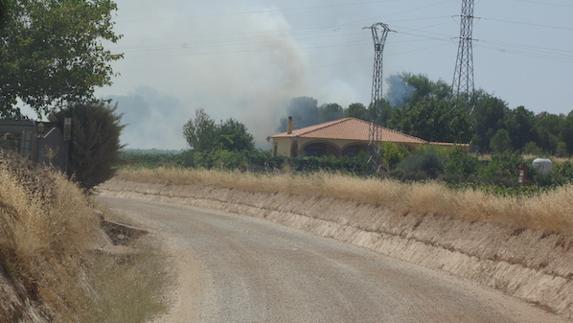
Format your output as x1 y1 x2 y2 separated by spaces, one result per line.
118 0 403 23
480 17 573 32
507 0 573 8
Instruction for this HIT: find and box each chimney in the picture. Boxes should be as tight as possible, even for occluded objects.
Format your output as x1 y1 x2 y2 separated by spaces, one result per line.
287 116 293 134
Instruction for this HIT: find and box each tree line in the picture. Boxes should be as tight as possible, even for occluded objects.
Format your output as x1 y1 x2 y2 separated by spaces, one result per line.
279 74 573 156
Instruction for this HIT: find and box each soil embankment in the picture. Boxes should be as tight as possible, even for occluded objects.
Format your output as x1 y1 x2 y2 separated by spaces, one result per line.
101 179 573 320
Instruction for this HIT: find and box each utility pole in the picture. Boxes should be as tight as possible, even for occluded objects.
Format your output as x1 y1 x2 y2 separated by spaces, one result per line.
452 0 476 105
364 22 394 169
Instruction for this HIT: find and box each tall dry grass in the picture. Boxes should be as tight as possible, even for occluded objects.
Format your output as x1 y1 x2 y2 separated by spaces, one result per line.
0 157 99 322
116 167 573 232
0 156 168 322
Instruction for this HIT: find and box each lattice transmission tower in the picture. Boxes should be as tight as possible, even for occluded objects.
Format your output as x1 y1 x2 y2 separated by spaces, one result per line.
364 22 394 168
452 0 476 103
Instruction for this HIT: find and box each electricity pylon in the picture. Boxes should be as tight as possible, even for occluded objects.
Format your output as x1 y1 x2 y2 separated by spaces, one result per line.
364 22 394 169
452 0 476 106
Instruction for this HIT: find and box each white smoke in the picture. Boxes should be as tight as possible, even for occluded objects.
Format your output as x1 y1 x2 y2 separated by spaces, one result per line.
104 1 309 148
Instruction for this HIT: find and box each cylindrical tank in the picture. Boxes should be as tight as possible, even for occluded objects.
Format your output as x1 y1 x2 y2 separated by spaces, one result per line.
532 158 553 176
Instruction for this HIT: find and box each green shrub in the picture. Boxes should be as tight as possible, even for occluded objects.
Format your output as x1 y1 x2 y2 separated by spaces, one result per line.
381 142 409 170
443 148 479 184
478 152 523 187
391 148 444 181
50 101 123 190
489 129 512 153
523 141 542 156
557 161 573 182
293 155 370 175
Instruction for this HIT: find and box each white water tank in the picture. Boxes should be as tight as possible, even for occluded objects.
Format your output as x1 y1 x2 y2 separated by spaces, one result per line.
532 158 553 176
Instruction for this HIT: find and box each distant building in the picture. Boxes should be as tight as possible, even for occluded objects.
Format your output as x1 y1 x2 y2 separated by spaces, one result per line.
0 120 70 171
270 117 468 158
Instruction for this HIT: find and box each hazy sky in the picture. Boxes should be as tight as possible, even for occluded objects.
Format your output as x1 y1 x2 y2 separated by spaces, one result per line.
97 0 573 149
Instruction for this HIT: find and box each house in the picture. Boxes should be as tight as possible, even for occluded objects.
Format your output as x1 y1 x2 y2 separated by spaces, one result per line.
0 120 70 171
270 117 467 158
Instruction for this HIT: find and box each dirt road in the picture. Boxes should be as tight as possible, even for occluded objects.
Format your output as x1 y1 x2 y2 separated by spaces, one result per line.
100 196 566 323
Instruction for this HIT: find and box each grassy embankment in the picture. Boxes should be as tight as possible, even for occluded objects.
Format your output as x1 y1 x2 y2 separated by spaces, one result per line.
0 158 169 322
117 167 573 233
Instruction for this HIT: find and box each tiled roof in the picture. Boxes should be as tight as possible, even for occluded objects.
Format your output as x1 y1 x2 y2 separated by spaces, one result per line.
272 117 428 144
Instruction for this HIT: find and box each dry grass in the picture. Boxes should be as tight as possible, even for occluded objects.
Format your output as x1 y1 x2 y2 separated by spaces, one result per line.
87 245 171 323
0 156 169 322
117 167 573 232
0 157 100 322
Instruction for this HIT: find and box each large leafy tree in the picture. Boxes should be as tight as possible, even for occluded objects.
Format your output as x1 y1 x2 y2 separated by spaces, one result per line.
470 92 509 152
319 103 344 123
0 0 122 118
218 119 255 152
533 112 564 153
345 103 368 120
183 109 255 153
183 109 218 152
505 106 535 151
397 97 471 143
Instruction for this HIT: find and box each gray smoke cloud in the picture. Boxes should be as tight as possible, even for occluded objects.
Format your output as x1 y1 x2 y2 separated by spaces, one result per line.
102 1 311 149
96 0 570 149
108 87 188 149
385 74 415 108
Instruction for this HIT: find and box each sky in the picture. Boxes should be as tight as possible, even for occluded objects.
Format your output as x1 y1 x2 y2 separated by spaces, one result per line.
97 0 573 149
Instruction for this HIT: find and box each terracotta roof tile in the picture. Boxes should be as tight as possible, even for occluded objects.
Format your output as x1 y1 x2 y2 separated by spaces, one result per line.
273 117 428 144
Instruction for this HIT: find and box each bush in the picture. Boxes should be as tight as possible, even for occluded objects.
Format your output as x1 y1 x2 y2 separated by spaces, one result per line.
443 148 479 184
558 161 573 182
292 155 370 175
391 148 444 181
381 142 409 170
523 141 542 156
50 101 123 190
490 129 512 153
478 152 523 187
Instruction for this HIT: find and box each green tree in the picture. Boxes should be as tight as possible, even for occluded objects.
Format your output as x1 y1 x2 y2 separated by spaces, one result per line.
217 119 255 152
50 101 123 190
0 0 8 26
533 112 564 153
183 110 255 153
345 103 368 120
562 111 573 154
398 73 451 104
397 98 471 143
490 129 512 153
319 103 344 122
0 0 122 118
505 106 535 151
470 92 509 152
368 99 394 127
183 109 218 152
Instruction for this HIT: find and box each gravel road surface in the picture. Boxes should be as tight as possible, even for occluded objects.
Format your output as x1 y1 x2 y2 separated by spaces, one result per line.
100 195 566 323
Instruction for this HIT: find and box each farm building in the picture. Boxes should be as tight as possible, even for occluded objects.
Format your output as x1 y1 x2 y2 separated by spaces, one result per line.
271 117 467 158
0 120 70 171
